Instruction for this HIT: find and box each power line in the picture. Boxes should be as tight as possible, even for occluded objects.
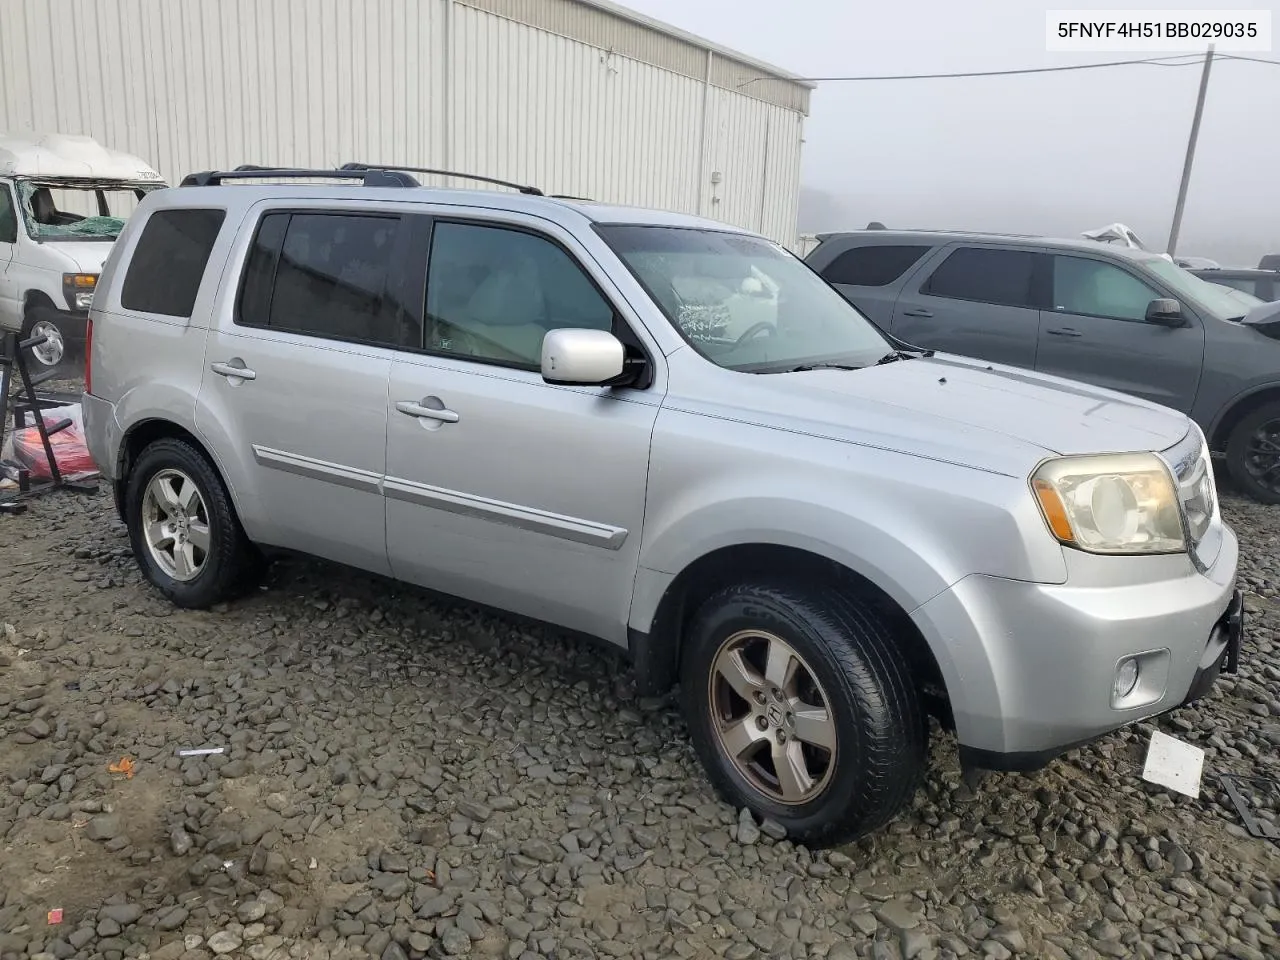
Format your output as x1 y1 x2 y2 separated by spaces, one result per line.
741 52 1280 86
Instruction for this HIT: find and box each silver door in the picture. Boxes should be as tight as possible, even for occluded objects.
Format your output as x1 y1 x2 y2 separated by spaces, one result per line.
195 208 406 575
384 217 661 643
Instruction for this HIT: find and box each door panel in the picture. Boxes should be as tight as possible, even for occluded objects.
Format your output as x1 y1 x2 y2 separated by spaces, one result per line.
1035 255 1204 411
384 356 657 642
890 246 1045 368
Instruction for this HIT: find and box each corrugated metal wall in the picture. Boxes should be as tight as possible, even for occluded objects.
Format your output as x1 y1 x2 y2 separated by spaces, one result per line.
0 0 807 246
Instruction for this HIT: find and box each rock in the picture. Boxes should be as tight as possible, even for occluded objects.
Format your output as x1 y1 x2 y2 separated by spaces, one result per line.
85 815 121 841
736 808 760 845
100 903 143 926
220 759 249 779
519 839 558 863
155 906 189 931
440 926 472 955
238 899 268 923
760 819 788 841
170 829 193 857
456 799 492 822
207 930 242 954
25 718 51 739
876 900 920 932
382 943 410 960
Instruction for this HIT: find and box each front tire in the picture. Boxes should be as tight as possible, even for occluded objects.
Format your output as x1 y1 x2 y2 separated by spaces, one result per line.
681 583 927 848
20 308 68 368
125 438 260 608
1225 400 1280 505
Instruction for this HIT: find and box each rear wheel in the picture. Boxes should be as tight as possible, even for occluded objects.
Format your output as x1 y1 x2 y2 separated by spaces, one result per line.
125 438 262 607
1225 399 1280 505
681 582 927 848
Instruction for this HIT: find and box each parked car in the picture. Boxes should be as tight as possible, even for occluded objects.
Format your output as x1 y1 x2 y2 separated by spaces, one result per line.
82 167 1241 847
1189 267 1278 303
806 230 1280 503
0 133 166 367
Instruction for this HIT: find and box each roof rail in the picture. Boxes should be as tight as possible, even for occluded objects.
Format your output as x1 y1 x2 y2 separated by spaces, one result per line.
180 167 420 188
340 162 544 196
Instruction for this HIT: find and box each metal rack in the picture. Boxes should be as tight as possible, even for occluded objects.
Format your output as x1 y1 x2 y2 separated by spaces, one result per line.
0 331 98 515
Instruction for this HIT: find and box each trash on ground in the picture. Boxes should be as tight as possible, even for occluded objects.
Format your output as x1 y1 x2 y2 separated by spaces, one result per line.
1142 730 1205 798
177 746 225 757
107 757 137 779
11 405 97 480
1220 774 1280 841
47 908 63 925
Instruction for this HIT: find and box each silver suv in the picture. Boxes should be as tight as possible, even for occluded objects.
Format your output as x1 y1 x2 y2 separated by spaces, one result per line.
81 166 1243 847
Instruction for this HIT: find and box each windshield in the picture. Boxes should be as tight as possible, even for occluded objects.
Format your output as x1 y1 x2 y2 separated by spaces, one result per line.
597 225 890 372
1142 256 1252 320
16 180 162 241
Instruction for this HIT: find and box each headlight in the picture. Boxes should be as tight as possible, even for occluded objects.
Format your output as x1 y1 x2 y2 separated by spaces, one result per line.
63 273 98 312
1031 453 1185 555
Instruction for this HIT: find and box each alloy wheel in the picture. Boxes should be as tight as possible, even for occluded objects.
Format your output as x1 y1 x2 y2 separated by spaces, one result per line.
142 469 211 582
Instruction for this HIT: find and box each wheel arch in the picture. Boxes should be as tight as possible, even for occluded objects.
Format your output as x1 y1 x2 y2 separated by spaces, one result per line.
629 541 952 729
114 418 229 524
1208 384 1280 452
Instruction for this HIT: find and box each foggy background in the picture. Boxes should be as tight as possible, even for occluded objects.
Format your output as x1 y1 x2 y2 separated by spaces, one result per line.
628 0 1278 266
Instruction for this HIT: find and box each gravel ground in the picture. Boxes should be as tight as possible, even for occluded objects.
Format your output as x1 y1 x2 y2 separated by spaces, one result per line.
1 380 1278 960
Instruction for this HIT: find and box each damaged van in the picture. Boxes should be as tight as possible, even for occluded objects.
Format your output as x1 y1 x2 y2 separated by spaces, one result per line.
0 133 166 367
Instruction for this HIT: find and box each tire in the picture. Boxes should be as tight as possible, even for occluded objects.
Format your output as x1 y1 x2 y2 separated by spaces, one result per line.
20 308 68 369
681 582 927 848
125 438 262 608
1225 399 1280 505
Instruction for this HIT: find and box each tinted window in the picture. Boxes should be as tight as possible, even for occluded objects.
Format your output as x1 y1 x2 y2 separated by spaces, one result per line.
0 185 16 243
1052 256 1159 321
1215 277 1258 297
238 212 403 346
923 247 1040 308
821 245 932 286
425 222 614 368
120 208 226 317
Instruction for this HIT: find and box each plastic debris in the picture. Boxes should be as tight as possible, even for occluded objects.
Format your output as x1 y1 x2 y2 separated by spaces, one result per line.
1142 731 1204 798
177 747 225 757
47 908 63 924
108 757 137 780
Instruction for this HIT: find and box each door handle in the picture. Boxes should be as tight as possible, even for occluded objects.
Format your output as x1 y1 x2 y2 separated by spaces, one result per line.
210 360 257 380
396 399 460 424
1045 328 1082 338
901 308 933 318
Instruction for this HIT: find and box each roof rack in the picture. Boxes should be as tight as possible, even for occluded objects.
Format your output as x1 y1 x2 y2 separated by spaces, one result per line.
180 167 420 188
340 162 544 196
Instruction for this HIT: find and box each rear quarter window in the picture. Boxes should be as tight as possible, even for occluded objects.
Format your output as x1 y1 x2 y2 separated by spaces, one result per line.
120 208 226 317
820 244 933 286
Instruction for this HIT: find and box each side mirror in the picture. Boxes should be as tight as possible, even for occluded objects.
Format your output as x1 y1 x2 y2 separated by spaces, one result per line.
541 328 626 386
1145 298 1184 327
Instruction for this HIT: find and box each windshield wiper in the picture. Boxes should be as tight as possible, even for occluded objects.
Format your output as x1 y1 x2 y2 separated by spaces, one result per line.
787 362 864 372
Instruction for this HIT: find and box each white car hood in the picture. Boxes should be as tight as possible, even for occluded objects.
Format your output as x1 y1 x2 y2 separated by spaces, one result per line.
47 242 112 274
668 351 1192 477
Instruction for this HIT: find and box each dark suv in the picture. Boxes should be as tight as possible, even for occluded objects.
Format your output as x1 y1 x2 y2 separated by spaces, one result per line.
805 230 1280 503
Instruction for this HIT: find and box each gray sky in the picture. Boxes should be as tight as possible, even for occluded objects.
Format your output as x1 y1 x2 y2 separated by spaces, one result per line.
626 0 1278 266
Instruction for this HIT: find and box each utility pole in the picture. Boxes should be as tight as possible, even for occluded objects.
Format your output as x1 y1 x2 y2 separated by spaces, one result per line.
1166 45 1214 257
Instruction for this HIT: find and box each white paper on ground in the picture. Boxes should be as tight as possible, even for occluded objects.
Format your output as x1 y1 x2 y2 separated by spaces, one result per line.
1142 730 1205 798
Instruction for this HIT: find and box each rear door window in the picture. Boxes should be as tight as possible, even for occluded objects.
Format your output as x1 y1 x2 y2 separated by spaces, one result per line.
120 208 226 317
921 247 1043 308
237 211 406 347
820 245 933 287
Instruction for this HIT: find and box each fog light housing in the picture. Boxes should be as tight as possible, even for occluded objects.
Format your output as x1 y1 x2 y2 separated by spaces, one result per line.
1114 658 1140 699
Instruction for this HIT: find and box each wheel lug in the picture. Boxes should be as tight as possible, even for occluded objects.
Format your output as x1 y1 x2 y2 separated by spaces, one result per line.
772 688 783 701
753 691 766 705
776 730 787 744
756 716 769 731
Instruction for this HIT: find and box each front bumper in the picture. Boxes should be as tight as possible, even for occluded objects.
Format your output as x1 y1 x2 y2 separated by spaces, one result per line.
912 523 1241 768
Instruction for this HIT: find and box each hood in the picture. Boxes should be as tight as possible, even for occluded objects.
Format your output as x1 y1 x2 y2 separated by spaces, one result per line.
668 351 1192 477
40 242 111 274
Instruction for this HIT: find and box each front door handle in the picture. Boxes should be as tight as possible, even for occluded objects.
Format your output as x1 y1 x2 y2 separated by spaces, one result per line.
1046 328 1082 338
901 308 933 318
396 399 460 424
210 360 257 380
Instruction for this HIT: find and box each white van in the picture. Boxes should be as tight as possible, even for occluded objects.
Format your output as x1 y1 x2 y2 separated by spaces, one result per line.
0 133 166 367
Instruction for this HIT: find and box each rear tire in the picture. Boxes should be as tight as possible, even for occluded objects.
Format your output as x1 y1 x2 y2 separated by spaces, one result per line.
681 582 927 848
1225 400 1280 505
125 438 262 608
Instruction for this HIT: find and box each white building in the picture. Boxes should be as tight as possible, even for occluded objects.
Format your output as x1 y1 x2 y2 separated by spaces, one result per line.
0 0 813 247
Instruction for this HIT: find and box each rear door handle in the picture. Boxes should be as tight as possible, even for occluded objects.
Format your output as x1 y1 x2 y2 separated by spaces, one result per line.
396 399 460 424
210 360 257 380
1046 328 1082 338
901 308 933 318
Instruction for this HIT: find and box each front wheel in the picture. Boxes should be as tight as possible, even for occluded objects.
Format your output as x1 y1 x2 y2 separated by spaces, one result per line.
20 309 68 368
125 438 262 608
1225 400 1280 505
681 583 927 848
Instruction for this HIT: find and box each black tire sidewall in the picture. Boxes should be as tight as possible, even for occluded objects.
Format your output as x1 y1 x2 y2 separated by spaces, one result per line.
681 585 925 844
1226 401 1280 505
125 439 245 608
